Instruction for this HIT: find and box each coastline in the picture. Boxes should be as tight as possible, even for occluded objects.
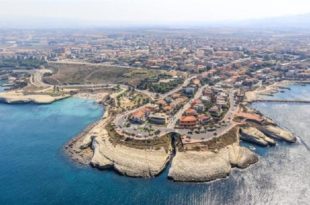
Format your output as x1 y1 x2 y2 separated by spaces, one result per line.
64 103 174 177
0 90 71 104
64 105 259 182
62 80 300 182
244 80 294 103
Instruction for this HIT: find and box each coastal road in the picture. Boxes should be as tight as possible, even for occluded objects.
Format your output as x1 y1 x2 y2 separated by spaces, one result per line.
29 69 53 88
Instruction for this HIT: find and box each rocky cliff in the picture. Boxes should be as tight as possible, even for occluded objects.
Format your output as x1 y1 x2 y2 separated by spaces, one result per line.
90 129 172 177
168 143 258 182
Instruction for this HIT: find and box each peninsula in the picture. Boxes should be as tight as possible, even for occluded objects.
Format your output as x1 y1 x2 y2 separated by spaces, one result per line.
1 29 308 183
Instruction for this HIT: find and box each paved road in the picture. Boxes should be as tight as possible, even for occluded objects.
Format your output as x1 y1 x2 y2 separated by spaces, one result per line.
167 84 208 129
112 75 198 138
48 60 139 69
28 69 53 91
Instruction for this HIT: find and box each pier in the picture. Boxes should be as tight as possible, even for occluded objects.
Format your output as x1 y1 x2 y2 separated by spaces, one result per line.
253 99 310 104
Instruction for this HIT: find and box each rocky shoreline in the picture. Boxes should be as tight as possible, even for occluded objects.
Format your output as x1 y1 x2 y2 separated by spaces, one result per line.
65 109 173 177
168 143 258 182
64 105 261 181
0 90 70 104
244 80 293 102
61 80 300 183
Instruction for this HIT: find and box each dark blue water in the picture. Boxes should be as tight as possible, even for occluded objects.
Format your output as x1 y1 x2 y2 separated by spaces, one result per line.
0 86 309 205
0 80 5 92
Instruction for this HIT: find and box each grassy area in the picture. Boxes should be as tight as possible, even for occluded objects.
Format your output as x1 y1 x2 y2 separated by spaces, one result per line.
202 126 239 150
45 62 165 87
137 73 184 93
106 123 172 153
0 58 46 69
117 90 150 110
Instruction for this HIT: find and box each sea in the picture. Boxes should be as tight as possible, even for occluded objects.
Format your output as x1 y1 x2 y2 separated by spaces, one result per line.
0 83 309 205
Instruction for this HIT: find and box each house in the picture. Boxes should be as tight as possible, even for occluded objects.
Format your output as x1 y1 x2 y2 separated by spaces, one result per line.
184 108 198 116
183 87 196 97
198 114 210 125
129 107 152 124
203 87 213 96
193 103 205 113
148 113 168 125
209 105 221 118
164 97 173 104
201 96 211 104
179 115 197 128
191 99 202 107
130 110 146 124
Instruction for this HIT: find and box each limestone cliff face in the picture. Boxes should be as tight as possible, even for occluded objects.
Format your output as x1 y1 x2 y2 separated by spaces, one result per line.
90 129 172 178
168 151 231 182
168 143 258 182
0 91 69 104
240 127 276 146
264 125 296 143
227 144 259 169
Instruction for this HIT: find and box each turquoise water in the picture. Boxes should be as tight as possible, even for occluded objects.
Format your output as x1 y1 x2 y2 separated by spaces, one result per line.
0 86 309 205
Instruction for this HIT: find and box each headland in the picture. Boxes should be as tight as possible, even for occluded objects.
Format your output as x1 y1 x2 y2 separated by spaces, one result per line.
1 63 301 183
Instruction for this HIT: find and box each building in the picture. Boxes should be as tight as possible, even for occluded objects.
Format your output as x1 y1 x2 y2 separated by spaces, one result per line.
129 107 151 124
191 99 202 107
148 113 168 125
198 114 210 125
201 96 211 104
129 110 146 124
184 108 198 116
209 105 221 118
193 103 205 113
183 87 196 96
179 115 197 128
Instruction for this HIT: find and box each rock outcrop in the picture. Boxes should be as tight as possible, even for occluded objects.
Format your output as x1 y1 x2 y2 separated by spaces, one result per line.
262 125 296 143
227 143 259 168
0 91 69 104
168 150 231 182
240 127 276 146
90 129 172 177
168 143 258 182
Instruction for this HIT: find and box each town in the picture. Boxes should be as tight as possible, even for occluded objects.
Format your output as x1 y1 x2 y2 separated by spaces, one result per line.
0 28 308 181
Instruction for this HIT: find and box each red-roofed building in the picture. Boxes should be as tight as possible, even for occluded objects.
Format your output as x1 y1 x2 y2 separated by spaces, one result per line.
130 110 146 124
191 99 202 107
179 115 197 128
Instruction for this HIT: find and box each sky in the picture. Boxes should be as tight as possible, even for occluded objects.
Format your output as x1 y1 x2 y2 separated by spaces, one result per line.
0 0 310 26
